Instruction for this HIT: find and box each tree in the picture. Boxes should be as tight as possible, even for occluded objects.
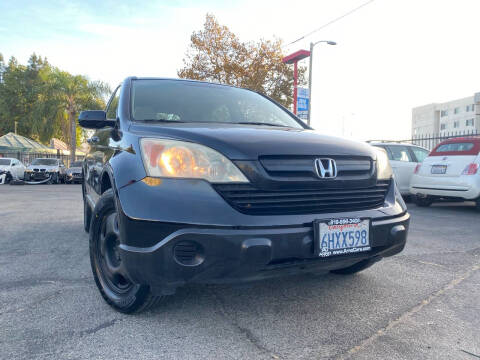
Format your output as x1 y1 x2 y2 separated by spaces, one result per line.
47 70 109 162
0 53 109 161
178 14 306 109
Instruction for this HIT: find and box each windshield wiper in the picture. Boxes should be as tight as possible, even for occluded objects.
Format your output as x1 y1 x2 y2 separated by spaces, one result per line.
136 119 185 123
232 122 288 127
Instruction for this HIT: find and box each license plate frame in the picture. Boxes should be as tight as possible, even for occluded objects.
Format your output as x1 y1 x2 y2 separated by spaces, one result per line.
313 218 372 258
431 165 447 174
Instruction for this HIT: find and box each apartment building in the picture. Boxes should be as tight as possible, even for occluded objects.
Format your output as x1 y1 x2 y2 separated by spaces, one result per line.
412 92 480 137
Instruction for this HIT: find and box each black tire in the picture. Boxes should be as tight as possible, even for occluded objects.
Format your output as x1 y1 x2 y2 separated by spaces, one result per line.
475 199 480 212
414 195 433 207
89 189 162 313
330 258 378 275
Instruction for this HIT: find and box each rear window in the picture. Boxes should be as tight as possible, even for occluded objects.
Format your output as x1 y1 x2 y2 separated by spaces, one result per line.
430 139 480 156
435 143 474 152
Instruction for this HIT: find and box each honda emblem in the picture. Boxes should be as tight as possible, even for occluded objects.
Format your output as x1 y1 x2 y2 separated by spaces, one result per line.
314 158 337 179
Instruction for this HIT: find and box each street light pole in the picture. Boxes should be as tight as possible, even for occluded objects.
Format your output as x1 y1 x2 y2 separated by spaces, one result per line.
307 40 336 126
308 42 314 126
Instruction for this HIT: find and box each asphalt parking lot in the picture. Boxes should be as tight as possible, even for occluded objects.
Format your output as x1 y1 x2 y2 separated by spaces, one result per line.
1 185 479 360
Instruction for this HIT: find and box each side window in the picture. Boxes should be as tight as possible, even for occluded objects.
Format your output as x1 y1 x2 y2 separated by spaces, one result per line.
411 147 429 163
106 86 121 120
375 145 393 160
388 145 413 162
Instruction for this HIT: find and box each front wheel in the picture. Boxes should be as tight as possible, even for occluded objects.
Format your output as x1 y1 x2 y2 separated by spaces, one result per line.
475 198 480 212
89 189 162 313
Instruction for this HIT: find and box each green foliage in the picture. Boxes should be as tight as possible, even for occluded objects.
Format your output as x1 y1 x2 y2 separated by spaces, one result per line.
178 14 306 109
0 52 110 158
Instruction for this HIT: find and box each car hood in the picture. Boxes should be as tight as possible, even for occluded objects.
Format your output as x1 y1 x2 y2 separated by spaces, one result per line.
67 167 82 172
129 123 376 160
0 165 11 172
27 165 58 171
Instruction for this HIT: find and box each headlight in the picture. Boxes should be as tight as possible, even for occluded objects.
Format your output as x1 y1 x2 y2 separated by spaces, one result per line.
140 138 249 183
374 147 393 180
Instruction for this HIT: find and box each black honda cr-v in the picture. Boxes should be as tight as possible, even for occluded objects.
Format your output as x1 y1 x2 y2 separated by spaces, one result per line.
79 77 409 313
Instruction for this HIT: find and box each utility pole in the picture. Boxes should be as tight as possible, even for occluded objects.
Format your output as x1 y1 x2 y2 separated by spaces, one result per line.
14 121 18 134
307 40 336 126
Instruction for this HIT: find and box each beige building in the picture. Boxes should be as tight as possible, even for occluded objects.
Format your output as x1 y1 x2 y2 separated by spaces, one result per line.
412 92 480 137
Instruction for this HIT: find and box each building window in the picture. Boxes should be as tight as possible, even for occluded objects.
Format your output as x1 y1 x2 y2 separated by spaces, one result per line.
440 110 448 117
466 118 474 126
440 123 446 130
454 107 460 114
473 104 475 112
453 120 460 128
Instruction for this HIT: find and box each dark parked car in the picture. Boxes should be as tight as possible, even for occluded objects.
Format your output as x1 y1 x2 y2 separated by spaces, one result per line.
79 77 410 313
65 161 83 184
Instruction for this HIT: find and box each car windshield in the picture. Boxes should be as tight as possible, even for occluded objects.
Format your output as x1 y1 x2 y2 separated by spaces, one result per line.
131 79 304 129
70 161 82 167
31 158 58 166
0 159 11 165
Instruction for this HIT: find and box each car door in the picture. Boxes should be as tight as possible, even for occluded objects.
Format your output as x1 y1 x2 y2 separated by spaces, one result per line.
85 85 120 199
384 145 417 195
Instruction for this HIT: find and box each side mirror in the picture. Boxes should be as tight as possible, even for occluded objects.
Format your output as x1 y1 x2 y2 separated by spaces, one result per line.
78 111 115 129
11 163 16 167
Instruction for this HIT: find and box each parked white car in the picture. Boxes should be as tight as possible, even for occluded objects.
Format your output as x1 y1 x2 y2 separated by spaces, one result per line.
0 157 26 184
370 142 430 197
409 137 480 209
24 158 66 184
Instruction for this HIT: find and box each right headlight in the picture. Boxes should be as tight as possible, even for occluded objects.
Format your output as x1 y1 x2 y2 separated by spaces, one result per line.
374 147 393 180
140 138 249 183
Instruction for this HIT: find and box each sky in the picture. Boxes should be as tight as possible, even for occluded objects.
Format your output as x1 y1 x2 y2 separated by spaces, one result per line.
1 0 479 140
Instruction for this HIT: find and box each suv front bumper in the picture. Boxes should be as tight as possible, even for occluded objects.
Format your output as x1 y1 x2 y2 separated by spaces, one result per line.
114 179 410 293
118 212 409 293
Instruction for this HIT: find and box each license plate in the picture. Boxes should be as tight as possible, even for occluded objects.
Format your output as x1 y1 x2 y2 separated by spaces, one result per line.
431 165 447 174
315 218 371 257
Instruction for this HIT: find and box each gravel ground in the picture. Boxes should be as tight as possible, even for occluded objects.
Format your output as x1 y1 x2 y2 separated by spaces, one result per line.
1 185 479 360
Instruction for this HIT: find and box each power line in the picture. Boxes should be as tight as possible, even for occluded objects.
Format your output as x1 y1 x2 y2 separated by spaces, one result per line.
285 0 376 47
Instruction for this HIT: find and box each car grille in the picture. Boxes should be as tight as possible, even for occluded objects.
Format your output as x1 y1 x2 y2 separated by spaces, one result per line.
214 180 390 215
259 155 373 181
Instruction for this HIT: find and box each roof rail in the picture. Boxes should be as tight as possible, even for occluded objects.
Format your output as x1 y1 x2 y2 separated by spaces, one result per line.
366 140 406 144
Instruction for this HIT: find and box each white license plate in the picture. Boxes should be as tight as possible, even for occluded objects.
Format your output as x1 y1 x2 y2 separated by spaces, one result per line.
316 218 371 257
431 165 447 174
